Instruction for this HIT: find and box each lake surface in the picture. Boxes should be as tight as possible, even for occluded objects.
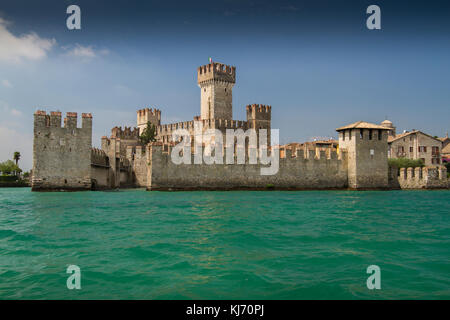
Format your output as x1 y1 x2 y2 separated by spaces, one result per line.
0 188 449 299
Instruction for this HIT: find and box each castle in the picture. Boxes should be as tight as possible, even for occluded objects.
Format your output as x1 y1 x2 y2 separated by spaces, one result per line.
31 61 449 191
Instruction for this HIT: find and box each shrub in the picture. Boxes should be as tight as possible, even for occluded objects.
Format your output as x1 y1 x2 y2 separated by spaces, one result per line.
0 175 18 182
0 160 21 175
388 158 424 169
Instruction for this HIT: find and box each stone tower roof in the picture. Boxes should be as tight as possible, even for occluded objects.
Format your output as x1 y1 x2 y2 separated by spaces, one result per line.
381 119 394 127
336 121 391 132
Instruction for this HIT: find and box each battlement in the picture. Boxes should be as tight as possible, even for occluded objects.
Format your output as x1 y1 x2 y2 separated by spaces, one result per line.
137 107 161 118
146 140 349 191
157 119 251 138
111 126 139 140
34 110 92 129
32 110 92 191
246 104 272 113
397 166 448 189
151 140 346 164
279 146 342 161
197 62 236 84
91 148 109 167
246 104 272 121
137 107 161 130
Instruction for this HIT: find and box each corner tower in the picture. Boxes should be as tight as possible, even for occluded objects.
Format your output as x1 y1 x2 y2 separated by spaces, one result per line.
32 111 93 191
197 62 236 120
337 121 390 189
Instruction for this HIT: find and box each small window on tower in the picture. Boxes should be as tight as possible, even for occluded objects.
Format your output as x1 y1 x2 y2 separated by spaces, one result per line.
224 88 227 92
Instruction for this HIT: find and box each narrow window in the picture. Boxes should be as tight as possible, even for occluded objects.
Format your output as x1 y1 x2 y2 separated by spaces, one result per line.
378 129 382 140
368 129 373 140
360 129 363 139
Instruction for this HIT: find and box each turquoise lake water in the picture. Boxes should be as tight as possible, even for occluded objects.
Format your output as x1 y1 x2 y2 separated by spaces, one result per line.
0 188 449 299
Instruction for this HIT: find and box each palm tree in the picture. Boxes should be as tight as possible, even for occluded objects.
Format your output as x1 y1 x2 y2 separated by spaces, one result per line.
13 151 21 166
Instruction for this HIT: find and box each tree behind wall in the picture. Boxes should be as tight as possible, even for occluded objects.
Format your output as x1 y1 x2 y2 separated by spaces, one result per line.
139 121 157 145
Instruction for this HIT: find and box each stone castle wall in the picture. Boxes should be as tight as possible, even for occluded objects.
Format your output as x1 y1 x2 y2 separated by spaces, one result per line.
127 145 150 188
390 166 449 189
32 111 92 191
147 143 349 190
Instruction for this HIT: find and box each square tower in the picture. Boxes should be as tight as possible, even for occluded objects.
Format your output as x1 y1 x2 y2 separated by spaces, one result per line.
246 104 272 146
197 62 236 120
337 121 390 189
137 108 161 135
32 111 92 191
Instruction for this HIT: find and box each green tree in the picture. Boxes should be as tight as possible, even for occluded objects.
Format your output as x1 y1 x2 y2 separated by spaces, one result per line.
444 162 450 177
13 151 21 166
139 121 157 145
0 160 21 175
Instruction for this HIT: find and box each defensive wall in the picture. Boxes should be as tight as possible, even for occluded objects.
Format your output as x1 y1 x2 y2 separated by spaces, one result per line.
389 166 449 189
146 142 349 191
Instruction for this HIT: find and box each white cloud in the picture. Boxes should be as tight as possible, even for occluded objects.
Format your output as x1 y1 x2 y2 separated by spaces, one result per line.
0 100 22 117
65 44 109 60
1 79 12 88
0 100 29 170
0 17 56 63
10 108 22 116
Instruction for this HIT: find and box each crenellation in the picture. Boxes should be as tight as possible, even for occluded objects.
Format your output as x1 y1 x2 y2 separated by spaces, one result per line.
394 166 448 189
32 110 92 191
64 112 78 129
50 111 62 127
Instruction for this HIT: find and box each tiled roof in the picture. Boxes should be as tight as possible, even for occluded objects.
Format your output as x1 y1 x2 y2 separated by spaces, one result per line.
336 121 390 131
387 130 418 143
387 130 443 143
442 144 450 154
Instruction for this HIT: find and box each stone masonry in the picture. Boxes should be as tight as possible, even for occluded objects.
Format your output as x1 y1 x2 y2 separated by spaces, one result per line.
31 60 449 191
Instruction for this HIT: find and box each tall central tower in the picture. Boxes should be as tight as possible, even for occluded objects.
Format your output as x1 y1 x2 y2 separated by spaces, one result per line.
197 62 236 120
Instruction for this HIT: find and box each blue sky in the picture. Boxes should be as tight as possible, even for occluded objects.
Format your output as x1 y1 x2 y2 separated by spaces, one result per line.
1 0 449 170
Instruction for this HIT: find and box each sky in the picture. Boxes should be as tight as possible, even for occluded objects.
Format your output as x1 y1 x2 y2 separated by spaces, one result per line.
0 0 449 171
